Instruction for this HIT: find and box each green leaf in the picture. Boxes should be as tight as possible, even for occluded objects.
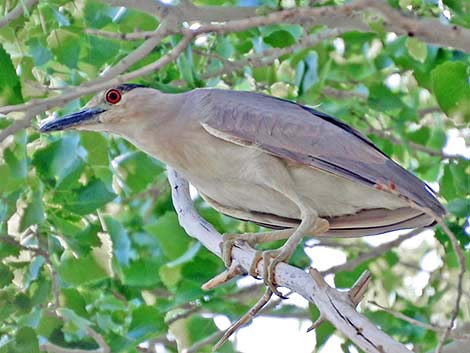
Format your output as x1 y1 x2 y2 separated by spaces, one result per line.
187 316 218 343
128 306 165 340
58 253 109 285
122 258 162 287
447 198 470 218
302 52 318 93
0 263 13 287
406 38 427 63
27 37 53 66
103 216 131 266
0 45 23 105
19 191 45 231
264 30 296 48
114 151 164 193
145 212 190 260
431 62 470 122
61 288 88 317
84 0 118 28
85 36 120 68
33 134 82 186
441 163 468 200
368 83 403 111
58 308 92 337
47 29 81 69
177 43 195 86
51 6 71 27
13 327 39 353
63 179 117 215
81 132 109 165
37 313 62 339
4 148 27 180
159 264 182 288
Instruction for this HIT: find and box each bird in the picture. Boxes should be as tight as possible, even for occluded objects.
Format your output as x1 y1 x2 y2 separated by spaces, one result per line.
39 84 445 295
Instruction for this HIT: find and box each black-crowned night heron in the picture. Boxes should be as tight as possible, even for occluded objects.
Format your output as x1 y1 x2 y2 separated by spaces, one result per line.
40 84 445 295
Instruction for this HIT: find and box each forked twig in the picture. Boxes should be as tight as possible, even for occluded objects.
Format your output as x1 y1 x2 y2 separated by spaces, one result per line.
213 288 274 351
307 269 372 332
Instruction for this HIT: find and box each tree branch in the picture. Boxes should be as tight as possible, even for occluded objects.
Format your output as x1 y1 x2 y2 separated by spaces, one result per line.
366 126 465 161
369 302 470 341
200 28 345 80
0 0 38 28
360 0 470 53
103 0 256 21
321 228 421 275
40 342 104 353
167 168 412 353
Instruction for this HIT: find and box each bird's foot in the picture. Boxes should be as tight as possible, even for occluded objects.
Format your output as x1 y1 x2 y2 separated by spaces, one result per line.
248 248 292 298
220 233 256 269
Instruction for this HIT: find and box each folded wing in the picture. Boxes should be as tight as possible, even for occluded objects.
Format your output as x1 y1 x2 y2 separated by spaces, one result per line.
200 90 445 227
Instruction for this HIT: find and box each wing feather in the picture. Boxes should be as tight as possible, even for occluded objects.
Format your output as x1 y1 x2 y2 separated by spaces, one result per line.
199 89 445 217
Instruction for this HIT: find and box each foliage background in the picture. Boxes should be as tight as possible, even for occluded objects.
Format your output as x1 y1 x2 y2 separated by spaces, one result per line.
0 0 469 352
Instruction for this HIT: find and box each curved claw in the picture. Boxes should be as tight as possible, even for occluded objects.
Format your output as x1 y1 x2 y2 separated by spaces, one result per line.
260 250 288 299
220 233 239 268
249 250 263 279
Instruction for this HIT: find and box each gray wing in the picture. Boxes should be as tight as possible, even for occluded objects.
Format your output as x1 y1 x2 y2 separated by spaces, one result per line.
199 89 445 218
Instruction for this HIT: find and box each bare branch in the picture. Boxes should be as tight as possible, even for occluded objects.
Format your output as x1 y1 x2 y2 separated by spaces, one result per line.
103 0 256 21
321 228 422 275
0 0 38 28
40 342 104 353
360 0 470 53
200 28 345 80
366 125 465 161
93 21 172 82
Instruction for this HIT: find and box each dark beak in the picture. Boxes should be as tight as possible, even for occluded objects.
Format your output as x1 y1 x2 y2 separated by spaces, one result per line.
39 108 104 132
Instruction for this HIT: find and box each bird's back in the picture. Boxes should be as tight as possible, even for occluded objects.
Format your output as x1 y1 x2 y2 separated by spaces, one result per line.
192 89 445 236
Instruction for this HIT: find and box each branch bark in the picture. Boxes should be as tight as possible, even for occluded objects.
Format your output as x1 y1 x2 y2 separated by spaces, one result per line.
167 167 412 353
0 0 38 28
104 0 256 21
107 0 470 53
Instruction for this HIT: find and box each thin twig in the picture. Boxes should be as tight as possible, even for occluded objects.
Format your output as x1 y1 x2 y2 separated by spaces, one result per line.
434 220 466 353
321 228 423 275
367 126 465 161
369 301 470 341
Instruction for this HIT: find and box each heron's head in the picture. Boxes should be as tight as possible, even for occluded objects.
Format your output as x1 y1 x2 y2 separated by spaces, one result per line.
39 84 161 133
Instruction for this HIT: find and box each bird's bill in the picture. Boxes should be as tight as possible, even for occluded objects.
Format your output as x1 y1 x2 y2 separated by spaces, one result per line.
39 107 104 132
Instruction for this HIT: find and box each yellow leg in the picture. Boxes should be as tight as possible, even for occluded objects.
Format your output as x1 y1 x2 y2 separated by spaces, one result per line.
221 228 295 273
261 216 329 296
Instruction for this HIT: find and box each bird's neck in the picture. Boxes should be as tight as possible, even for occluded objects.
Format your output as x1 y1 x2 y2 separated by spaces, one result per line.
112 92 198 169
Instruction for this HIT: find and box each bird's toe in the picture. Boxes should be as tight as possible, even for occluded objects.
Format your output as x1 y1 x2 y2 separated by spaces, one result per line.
220 233 239 268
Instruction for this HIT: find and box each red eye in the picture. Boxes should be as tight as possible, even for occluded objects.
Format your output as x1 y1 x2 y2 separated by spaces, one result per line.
105 89 121 104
